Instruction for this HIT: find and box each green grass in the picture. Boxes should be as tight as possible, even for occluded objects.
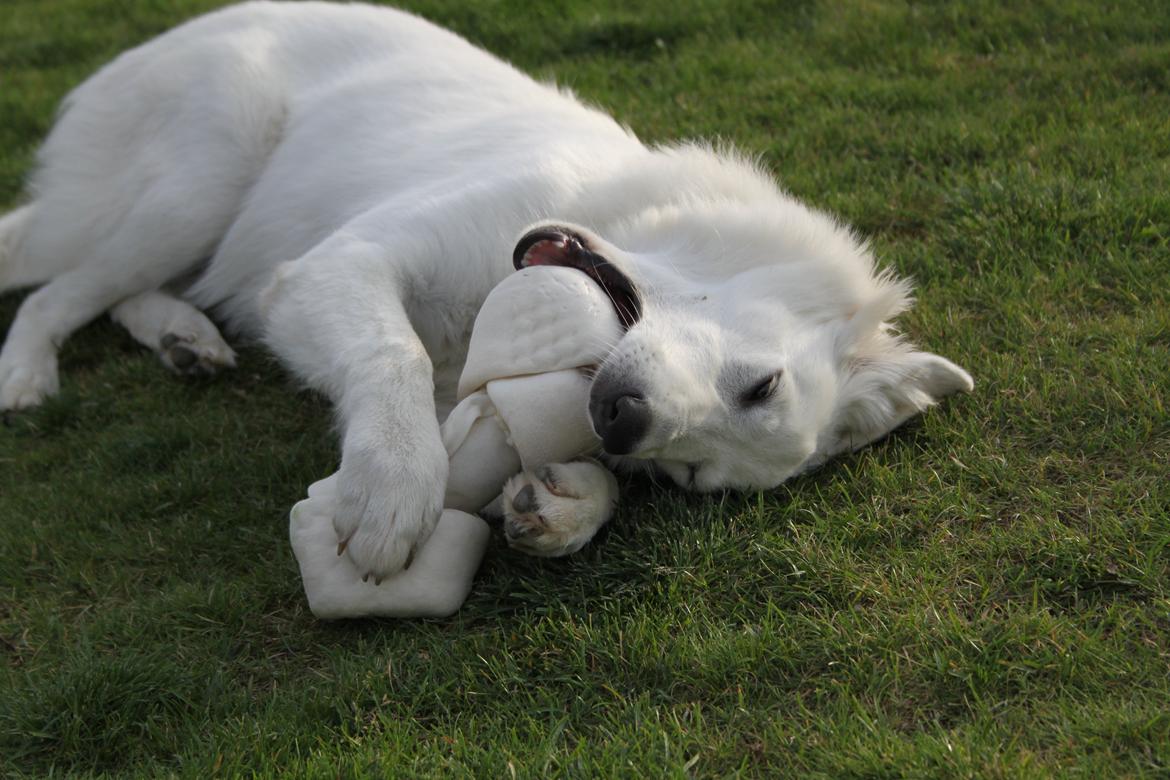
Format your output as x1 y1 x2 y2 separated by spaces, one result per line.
2 0 1168 775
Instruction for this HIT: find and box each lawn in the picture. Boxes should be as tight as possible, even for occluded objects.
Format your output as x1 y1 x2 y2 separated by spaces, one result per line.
2 0 1168 776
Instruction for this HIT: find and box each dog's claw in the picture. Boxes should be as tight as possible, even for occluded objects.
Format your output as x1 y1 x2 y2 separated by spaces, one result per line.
336 538 348 556
374 576 383 586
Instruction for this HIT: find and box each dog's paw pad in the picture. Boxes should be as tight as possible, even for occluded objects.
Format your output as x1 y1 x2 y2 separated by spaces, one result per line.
159 332 236 376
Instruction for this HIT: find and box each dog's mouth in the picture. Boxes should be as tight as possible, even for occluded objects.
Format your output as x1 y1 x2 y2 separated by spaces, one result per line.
513 226 641 329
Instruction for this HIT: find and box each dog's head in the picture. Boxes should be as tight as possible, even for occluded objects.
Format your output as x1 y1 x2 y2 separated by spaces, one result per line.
512 206 972 492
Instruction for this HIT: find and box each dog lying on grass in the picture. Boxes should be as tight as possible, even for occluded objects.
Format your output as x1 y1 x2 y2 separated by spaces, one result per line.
0 1 972 582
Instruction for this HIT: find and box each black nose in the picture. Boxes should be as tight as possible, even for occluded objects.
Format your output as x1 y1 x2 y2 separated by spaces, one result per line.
589 386 651 455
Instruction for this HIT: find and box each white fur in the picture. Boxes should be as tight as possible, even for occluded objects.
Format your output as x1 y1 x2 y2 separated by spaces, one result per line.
0 1 972 577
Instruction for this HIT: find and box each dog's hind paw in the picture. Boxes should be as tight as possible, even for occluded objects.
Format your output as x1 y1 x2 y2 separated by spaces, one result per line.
159 331 236 376
501 460 619 557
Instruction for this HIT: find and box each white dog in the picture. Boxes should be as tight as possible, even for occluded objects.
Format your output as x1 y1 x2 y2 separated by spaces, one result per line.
0 1 972 578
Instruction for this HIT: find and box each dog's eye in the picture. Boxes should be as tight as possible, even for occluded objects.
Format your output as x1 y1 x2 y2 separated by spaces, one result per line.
743 371 782 405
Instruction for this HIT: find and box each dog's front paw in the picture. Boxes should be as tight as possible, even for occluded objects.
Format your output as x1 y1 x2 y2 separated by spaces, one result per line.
0 351 58 411
502 460 619 557
333 431 449 580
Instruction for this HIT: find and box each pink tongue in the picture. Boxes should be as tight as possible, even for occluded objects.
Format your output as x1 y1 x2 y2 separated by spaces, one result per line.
522 238 572 267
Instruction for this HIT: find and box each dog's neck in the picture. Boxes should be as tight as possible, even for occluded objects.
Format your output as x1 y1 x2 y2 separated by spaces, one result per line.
563 142 779 236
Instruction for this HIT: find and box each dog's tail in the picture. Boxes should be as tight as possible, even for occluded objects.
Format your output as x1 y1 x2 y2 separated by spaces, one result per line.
0 204 42 294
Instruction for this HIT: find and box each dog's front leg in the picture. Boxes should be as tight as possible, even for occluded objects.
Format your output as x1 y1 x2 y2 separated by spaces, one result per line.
262 235 448 580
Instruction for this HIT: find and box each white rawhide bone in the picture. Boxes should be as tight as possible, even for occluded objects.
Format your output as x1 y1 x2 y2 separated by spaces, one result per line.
290 266 623 618
444 266 623 508
289 476 492 619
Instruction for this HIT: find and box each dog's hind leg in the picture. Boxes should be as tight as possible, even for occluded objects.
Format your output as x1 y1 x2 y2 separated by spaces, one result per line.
0 190 235 409
0 205 40 294
110 290 236 376
0 24 289 409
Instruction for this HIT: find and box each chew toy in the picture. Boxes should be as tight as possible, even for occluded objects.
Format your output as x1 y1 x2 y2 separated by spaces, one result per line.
290 266 622 618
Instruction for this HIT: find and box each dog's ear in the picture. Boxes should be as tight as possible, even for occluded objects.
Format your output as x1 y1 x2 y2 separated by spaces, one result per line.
812 345 973 467
809 286 973 467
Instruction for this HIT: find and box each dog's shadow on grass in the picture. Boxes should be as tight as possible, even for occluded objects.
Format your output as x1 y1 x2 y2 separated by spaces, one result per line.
424 418 940 624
